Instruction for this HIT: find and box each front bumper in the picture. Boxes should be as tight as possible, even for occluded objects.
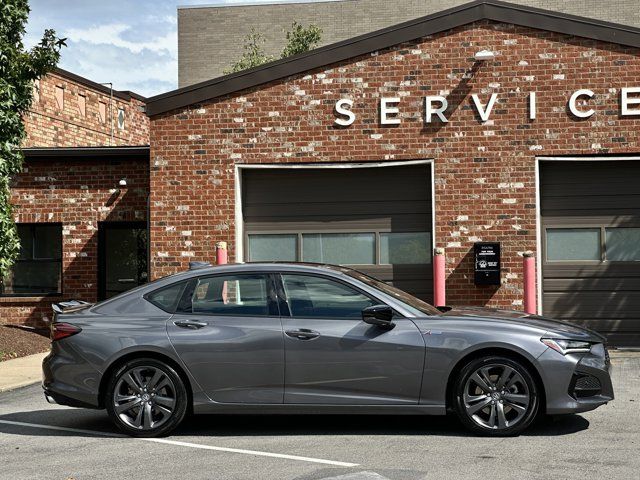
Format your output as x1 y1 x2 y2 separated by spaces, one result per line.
538 343 614 415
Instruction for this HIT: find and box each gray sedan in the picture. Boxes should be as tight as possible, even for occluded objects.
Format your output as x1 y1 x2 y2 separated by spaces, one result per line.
43 263 614 437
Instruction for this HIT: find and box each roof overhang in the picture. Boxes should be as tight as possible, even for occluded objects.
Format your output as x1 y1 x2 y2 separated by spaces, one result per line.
54 68 147 103
22 146 150 161
146 0 640 116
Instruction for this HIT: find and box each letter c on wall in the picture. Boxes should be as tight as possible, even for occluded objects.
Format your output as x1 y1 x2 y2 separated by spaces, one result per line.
568 89 595 118
334 99 356 126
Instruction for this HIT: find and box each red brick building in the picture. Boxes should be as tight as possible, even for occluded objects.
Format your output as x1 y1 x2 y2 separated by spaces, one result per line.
4 1 640 347
146 1 640 346
0 68 149 328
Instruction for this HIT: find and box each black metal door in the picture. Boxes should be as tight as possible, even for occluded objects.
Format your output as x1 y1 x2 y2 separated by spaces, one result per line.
98 222 148 300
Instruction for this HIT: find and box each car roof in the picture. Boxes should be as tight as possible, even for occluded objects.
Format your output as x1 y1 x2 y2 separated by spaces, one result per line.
182 262 353 277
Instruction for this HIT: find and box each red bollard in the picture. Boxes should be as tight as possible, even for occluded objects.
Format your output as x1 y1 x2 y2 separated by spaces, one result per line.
433 247 446 307
523 251 537 315
216 241 229 303
216 241 228 265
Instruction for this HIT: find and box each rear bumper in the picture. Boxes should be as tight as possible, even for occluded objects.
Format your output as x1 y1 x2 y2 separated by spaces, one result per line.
538 344 614 415
42 349 102 409
43 389 98 409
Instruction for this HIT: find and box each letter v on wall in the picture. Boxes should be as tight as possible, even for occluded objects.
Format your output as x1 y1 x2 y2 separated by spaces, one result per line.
471 93 498 122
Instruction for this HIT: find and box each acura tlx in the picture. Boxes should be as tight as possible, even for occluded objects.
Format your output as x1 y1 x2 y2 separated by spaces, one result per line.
43 262 613 437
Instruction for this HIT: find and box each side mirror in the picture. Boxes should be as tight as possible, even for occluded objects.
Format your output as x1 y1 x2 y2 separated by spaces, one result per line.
362 305 395 328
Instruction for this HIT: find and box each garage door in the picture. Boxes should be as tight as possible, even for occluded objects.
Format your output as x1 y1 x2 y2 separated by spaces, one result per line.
541 160 640 347
242 164 433 301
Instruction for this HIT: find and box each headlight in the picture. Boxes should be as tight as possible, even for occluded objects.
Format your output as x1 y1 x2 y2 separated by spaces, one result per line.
541 338 594 355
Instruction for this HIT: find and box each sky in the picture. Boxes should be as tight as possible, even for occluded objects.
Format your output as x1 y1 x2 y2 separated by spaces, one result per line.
25 0 315 98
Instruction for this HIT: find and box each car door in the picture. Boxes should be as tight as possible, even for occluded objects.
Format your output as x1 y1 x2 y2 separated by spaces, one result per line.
278 273 425 405
166 272 284 404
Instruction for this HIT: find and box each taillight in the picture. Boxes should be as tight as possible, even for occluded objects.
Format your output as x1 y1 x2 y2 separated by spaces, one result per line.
51 322 82 341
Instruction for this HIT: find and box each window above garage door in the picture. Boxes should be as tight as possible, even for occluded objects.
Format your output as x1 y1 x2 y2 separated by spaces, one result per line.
545 226 640 263
247 231 431 265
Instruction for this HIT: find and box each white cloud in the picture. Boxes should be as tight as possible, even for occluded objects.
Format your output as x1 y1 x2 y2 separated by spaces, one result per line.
25 0 320 97
63 23 176 55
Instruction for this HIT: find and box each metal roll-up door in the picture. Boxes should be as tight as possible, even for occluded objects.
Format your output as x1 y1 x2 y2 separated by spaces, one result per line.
541 160 640 346
242 163 433 301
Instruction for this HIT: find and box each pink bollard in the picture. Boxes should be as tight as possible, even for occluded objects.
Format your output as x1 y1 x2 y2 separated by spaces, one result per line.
216 241 228 265
433 247 446 307
523 251 537 315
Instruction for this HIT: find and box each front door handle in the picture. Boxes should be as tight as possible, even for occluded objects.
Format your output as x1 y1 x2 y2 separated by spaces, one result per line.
173 319 208 330
285 329 320 340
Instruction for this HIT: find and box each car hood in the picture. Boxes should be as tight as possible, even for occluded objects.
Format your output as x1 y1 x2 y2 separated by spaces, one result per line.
441 306 606 341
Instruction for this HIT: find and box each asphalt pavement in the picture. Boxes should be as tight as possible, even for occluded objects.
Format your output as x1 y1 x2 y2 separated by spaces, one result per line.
1 352 638 480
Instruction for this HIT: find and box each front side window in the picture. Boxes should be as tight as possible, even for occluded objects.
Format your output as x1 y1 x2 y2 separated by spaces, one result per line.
1 224 62 295
282 274 378 319
178 274 274 316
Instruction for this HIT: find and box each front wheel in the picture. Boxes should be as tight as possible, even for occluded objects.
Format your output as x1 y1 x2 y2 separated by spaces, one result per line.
105 358 188 437
453 356 540 436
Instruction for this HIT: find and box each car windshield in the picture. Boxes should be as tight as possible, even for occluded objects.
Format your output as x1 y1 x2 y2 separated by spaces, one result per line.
345 270 442 316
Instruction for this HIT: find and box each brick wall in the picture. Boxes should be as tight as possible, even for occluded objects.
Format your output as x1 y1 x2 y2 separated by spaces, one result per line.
24 69 149 148
179 0 640 86
0 157 149 327
152 21 640 310
0 69 150 327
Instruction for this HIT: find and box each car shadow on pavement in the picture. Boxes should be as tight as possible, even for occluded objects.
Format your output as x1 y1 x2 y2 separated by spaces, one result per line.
0 408 589 438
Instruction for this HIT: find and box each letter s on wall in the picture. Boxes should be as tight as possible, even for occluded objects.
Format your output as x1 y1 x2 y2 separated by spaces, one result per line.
334 98 356 126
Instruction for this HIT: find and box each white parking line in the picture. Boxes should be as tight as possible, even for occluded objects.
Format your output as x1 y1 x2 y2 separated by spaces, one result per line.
0 419 359 467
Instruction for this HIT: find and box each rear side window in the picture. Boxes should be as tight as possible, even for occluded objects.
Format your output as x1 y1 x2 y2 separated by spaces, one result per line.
145 282 186 313
177 274 276 317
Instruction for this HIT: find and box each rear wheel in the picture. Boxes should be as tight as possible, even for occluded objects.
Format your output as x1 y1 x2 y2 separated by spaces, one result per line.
453 356 539 436
105 358 188 437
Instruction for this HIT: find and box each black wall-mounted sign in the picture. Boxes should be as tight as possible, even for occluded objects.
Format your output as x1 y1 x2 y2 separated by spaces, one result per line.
474 242 501 286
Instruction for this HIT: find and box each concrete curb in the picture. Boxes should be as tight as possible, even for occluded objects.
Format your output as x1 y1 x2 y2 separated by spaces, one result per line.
0 351 49 393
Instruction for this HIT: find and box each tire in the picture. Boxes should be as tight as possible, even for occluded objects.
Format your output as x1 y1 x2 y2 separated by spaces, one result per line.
453 355 539 436
105 358 188 437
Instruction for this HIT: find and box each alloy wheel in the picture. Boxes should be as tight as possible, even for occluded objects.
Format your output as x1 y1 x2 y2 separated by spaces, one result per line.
113 366 176 430
462 363 531 430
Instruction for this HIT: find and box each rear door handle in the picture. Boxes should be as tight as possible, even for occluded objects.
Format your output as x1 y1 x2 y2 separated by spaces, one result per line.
285 329 320 340
173 319 208 330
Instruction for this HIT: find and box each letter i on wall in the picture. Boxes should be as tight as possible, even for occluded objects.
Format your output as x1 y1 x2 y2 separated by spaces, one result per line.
529 92 536 120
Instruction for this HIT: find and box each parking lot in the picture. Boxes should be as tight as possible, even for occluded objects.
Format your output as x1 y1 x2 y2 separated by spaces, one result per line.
0 352 638 480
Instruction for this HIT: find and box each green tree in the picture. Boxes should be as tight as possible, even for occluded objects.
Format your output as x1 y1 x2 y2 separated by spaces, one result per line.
224 28 274 74
225 22 322 74
281 22 322 58
0 0 65 279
